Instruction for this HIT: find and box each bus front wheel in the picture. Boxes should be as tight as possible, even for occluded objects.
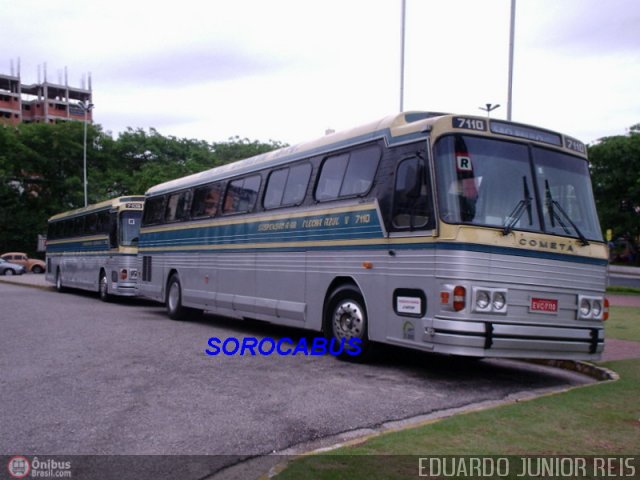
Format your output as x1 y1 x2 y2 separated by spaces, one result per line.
325 285 374 361
55 269 66 293
99 271 111 302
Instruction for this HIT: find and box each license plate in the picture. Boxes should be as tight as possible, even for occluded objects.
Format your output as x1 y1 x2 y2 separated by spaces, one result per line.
530 297 558 314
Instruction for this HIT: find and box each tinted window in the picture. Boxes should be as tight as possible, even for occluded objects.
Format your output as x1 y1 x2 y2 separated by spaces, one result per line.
282 163 311 205
97 211 111 234
223 175 261 214
264 169 288 209
392 156 432 229
191 183 223 218
315 154 348 201
315 146 380 201
165 190 192 222
142 196 166 226
340 146 380 196
264 163 311 209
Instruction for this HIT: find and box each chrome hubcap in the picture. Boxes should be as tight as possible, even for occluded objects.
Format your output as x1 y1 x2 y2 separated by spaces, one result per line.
332 300 364 340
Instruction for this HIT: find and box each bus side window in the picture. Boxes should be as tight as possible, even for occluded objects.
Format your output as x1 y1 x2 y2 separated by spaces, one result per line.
315 146 380 202
142 196 166 226
191 184 222 218
392 156 432 230
315 154 347 201
340 146 380 197
223 175 261 214
264 163 312 209
165 190 192 222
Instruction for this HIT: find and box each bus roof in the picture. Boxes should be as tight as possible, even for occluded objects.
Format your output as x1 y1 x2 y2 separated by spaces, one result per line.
48 196 145 222
146 111 449 197
145 111 586 197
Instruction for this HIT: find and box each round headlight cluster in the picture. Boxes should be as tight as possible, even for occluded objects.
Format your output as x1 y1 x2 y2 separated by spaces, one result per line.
579 298 591 317
476 291 490 310
592 300 602 317
493 292 506 310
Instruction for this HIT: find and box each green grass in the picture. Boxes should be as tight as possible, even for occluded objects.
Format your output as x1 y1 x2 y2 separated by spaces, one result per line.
607 286 640 295
274 310 640 480
608 306 640 341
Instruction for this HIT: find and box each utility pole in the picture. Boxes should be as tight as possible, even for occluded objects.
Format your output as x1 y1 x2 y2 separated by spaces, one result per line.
400 0 406 112
507 0 516 120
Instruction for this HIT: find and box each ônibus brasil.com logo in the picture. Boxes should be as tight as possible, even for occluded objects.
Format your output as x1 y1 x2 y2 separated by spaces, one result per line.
7 456 72 478
205 336 362 357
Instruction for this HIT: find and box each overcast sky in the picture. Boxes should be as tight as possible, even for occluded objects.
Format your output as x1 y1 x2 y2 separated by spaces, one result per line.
2 0 639 145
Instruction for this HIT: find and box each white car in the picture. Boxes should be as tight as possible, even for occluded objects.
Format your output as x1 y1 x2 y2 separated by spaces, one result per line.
0 258 26 276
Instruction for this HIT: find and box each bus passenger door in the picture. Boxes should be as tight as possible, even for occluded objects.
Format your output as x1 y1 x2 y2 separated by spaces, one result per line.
385 146 436 350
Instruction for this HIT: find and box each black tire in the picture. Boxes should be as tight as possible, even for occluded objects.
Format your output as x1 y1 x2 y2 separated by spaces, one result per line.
98 271 111 302
325 285 374 361
4 269 15 276
32 265 44 274
166 274 203 321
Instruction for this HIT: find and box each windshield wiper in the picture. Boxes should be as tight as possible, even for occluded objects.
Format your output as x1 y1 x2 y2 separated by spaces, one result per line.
544 179 589 246
503 176 533 235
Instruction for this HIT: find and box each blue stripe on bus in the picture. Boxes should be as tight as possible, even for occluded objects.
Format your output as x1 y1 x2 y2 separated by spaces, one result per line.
139 209 384 248
46 239 110 253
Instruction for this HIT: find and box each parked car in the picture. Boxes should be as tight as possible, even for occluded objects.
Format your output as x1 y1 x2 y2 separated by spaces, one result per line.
0 252 46 273
0 258 26 276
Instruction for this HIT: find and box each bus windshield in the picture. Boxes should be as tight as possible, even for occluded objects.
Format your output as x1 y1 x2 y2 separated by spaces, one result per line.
120 211 142 246
434 135 603 242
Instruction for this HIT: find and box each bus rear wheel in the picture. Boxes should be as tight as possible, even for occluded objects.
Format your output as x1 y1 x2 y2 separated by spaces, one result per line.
325 285 374 361
166 274 202 321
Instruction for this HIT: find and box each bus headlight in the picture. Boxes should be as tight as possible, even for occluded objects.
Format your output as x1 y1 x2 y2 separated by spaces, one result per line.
579 298 591 317
592 300 602 318
476 290 490 310
492 292 507 311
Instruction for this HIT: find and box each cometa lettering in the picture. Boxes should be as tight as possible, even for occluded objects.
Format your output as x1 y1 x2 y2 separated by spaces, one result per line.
519 238 574 252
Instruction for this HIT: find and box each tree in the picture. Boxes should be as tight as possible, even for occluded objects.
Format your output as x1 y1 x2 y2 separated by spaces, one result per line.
589 123 640 245
0 123 285 256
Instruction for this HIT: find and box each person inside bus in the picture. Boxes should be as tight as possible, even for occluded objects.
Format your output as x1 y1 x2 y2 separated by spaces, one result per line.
204 188 221 216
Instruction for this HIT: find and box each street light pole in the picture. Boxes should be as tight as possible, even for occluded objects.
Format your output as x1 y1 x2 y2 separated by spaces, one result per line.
479 103 500 118
79 101 94 207
399 0 406 112
507 0 516 121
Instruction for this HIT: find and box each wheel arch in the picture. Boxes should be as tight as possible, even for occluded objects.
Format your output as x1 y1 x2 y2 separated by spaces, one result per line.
165 268 179 300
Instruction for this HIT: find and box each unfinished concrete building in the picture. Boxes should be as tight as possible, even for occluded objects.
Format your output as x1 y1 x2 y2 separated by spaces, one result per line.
0 61 92 126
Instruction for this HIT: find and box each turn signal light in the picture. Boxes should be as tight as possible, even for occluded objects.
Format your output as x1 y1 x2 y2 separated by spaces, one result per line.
453 286 466 312
603 297 610 321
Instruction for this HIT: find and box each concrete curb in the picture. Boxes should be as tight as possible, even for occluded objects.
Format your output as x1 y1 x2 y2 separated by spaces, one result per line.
529 359 619 382
0 276 54 292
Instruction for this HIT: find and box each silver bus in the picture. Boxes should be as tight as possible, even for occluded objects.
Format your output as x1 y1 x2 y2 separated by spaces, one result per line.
46 196 144 300
137 112 608 360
